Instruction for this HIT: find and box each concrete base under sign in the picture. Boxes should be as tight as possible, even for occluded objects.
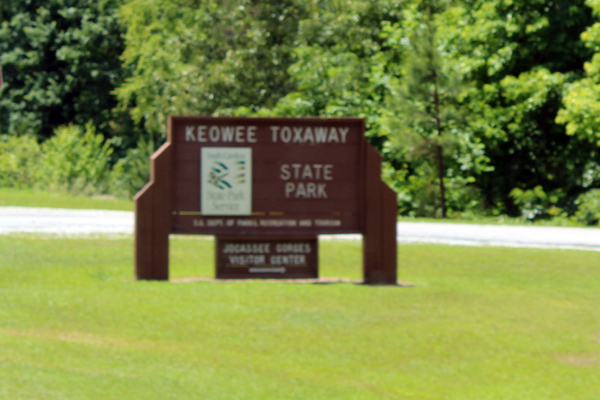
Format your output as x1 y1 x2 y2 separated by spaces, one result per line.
170 276 414 286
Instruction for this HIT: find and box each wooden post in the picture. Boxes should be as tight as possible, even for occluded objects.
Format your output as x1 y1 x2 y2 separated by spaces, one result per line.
363 145 398 284
134 141 173 280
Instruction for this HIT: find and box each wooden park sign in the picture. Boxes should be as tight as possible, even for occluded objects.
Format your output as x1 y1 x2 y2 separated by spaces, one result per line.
134 116 397 284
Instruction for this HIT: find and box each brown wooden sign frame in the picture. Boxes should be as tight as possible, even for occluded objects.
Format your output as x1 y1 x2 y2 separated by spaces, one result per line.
134 116 397 284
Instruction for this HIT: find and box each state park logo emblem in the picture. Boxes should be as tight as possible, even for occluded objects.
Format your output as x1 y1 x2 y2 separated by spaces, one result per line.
201 147 252 215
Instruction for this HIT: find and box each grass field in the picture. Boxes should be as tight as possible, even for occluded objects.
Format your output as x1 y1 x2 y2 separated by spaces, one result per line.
0 188 133 211
1 233 599 399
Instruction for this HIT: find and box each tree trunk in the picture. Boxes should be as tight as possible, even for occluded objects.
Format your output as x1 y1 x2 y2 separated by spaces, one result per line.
434 142 446 218
433 81 447 218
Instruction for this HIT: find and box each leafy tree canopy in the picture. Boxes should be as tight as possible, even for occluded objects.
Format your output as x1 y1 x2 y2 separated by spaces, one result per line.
4 0 600 220
0 0 127 140
117 0 308 137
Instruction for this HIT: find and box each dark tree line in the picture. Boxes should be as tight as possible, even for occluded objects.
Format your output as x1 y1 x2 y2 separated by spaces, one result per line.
2 0 600 222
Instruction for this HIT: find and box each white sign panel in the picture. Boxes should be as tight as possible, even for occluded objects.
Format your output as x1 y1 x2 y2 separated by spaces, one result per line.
201 147 252 215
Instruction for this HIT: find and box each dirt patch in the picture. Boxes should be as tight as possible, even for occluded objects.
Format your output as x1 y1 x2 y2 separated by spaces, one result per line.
558 354 599 367
170 276 414 286
0 327 143 349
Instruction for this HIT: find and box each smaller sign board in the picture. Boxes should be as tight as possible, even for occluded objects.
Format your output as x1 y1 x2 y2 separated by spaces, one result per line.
216 236 318 279
201 147 253 215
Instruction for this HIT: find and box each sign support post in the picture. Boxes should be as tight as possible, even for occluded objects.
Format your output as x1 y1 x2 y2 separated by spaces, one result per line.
134 141 173 280
363 145 397 284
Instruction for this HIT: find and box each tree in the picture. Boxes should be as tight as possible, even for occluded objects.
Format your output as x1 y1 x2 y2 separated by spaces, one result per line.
558 0 600 145
105 0 600 216
387 2 462 217
253 0 404 140
0 0 129 140
252 0 489 217
436 0 596 217
554 0 600 220
117 0 308 139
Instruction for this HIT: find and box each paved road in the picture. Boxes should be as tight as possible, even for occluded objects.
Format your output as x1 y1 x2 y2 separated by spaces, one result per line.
0 207 133 235
398 222 600 250
2 206 600 250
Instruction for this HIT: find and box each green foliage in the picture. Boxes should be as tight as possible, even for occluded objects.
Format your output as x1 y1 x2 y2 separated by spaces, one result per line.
509 185 566 221
117 0 307 137
437 0 593 84
438 0 596 217
557 0 600 146
557 79 600 143
249 0 598 219
109 136 154 198
4 0 600 220
37 124 113 195
0 0 129 139
383 2 473 217
0 134 41 188
257 0 404 139
575 189 600 225
476 69 597 216
0 124 113 195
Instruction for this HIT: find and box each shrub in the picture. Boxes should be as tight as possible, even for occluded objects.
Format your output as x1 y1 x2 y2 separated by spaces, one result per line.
509 186 566 221
109 136 154 199
36 123 113 195
0 134 41 188
574 189 600 226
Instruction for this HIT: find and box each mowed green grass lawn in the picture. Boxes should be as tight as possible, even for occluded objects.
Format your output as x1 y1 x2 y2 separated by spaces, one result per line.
0 233 599 399
0 188 133 210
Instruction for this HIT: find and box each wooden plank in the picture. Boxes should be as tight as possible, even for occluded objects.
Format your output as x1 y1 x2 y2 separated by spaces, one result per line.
169 116 364 145
174 181 360 201
361 144 397 284
134 140 173 281
380 184 398 284
174 196 360 213
174 144 360 164
173 162 361 184
150 142 173 280
171 215 361 235
134 182 154 280
363 145 383 283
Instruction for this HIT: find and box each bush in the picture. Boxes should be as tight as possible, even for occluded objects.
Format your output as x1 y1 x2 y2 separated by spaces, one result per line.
382 161 486 218
36 123 113 195
109 136 154 199
0 134 41 188
509 186 566 221
574 189 600 226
